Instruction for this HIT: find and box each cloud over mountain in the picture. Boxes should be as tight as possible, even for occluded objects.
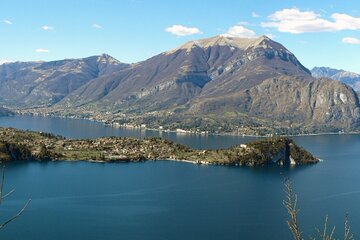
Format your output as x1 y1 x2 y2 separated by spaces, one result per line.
222 25 257 38
262 8 360 33
165 25 202 37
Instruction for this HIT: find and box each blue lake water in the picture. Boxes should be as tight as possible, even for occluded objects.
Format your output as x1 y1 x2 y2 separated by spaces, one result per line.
0 116 360 240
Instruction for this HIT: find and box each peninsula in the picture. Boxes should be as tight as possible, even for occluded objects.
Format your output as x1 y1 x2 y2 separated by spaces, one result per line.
0 127 318 166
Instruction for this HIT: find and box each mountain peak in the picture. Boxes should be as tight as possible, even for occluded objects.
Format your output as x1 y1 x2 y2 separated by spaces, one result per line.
165 35 282 54
97 54 121 65
311 66 360 91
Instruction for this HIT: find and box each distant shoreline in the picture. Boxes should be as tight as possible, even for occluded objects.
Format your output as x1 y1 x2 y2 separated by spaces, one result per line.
4 113 360 138
143 127 360 138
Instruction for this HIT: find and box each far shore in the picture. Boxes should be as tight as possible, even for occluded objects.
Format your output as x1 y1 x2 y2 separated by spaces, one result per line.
4 113 360 138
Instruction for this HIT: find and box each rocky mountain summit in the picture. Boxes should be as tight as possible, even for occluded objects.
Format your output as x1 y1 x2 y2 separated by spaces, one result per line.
311 67 360 92
1 36 360 134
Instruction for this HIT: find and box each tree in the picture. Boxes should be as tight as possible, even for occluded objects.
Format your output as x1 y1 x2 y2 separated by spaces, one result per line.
38 144 51 160
0 166 31 229
284 179 354 240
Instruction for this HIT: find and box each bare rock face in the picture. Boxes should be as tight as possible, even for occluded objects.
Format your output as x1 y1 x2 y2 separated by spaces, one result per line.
187 76 360 128
303 79 360 127
312 67 360 92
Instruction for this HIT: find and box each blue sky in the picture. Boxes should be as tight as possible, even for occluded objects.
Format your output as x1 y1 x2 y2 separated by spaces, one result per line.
1 0 360 72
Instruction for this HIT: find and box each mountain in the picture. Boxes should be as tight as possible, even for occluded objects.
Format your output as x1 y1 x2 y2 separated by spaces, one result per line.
311 67 360 92
59 36 312 112
56 36 360 132
0 54 129 107
1 36 360 133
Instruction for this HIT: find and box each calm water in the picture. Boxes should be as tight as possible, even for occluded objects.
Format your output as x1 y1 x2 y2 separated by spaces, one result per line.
0 116 360 240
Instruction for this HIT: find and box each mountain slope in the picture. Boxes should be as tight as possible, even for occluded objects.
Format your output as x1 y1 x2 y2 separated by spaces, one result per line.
311 67 360 91
1 36 360 133
188 76 360 127
0 54 129 107
56 35 360 131
59 36 312 111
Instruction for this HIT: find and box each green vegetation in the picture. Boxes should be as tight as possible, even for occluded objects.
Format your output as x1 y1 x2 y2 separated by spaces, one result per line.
0 128 318 166
0 127 318 166
0 142 32 161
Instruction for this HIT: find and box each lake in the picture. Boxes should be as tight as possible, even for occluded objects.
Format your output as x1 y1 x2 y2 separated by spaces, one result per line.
0 116 359 240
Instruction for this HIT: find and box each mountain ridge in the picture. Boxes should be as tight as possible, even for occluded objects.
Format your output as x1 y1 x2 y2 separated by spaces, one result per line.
1 35 360 134
0 54 129 107
311 66 360 92
58 35 312 111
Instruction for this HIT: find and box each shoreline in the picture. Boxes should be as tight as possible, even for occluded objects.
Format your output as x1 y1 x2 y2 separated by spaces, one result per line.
56 158 200 165
5 114 360 139
0 127 319 166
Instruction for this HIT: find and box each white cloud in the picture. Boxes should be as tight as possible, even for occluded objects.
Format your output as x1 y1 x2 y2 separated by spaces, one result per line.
35 48 49 53
3 20 12 25
42 25 54 31
342 37 360 44
165 24 202 37
261 8 360 33
92 24 102 29
222 25 257 38
252 12 261 18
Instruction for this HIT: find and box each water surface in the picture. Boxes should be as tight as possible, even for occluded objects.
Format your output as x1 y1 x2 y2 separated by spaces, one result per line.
0 116 359 240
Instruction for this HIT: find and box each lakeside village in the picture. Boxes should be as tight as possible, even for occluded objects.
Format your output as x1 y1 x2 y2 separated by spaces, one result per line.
15 108 296 137
110 122 209 135
0 127 318 166
20 109 212 135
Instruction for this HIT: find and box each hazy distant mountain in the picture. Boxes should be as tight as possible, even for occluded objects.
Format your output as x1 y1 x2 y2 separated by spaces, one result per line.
311 67 360 91
0 54 129 107
1 36 360 131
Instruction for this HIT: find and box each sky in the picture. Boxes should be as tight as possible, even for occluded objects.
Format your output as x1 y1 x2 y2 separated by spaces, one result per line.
1 0 360 72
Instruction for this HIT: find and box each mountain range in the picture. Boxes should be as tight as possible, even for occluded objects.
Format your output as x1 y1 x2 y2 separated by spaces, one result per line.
0 54 128 107
1 35 360 134
311 67 360 92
